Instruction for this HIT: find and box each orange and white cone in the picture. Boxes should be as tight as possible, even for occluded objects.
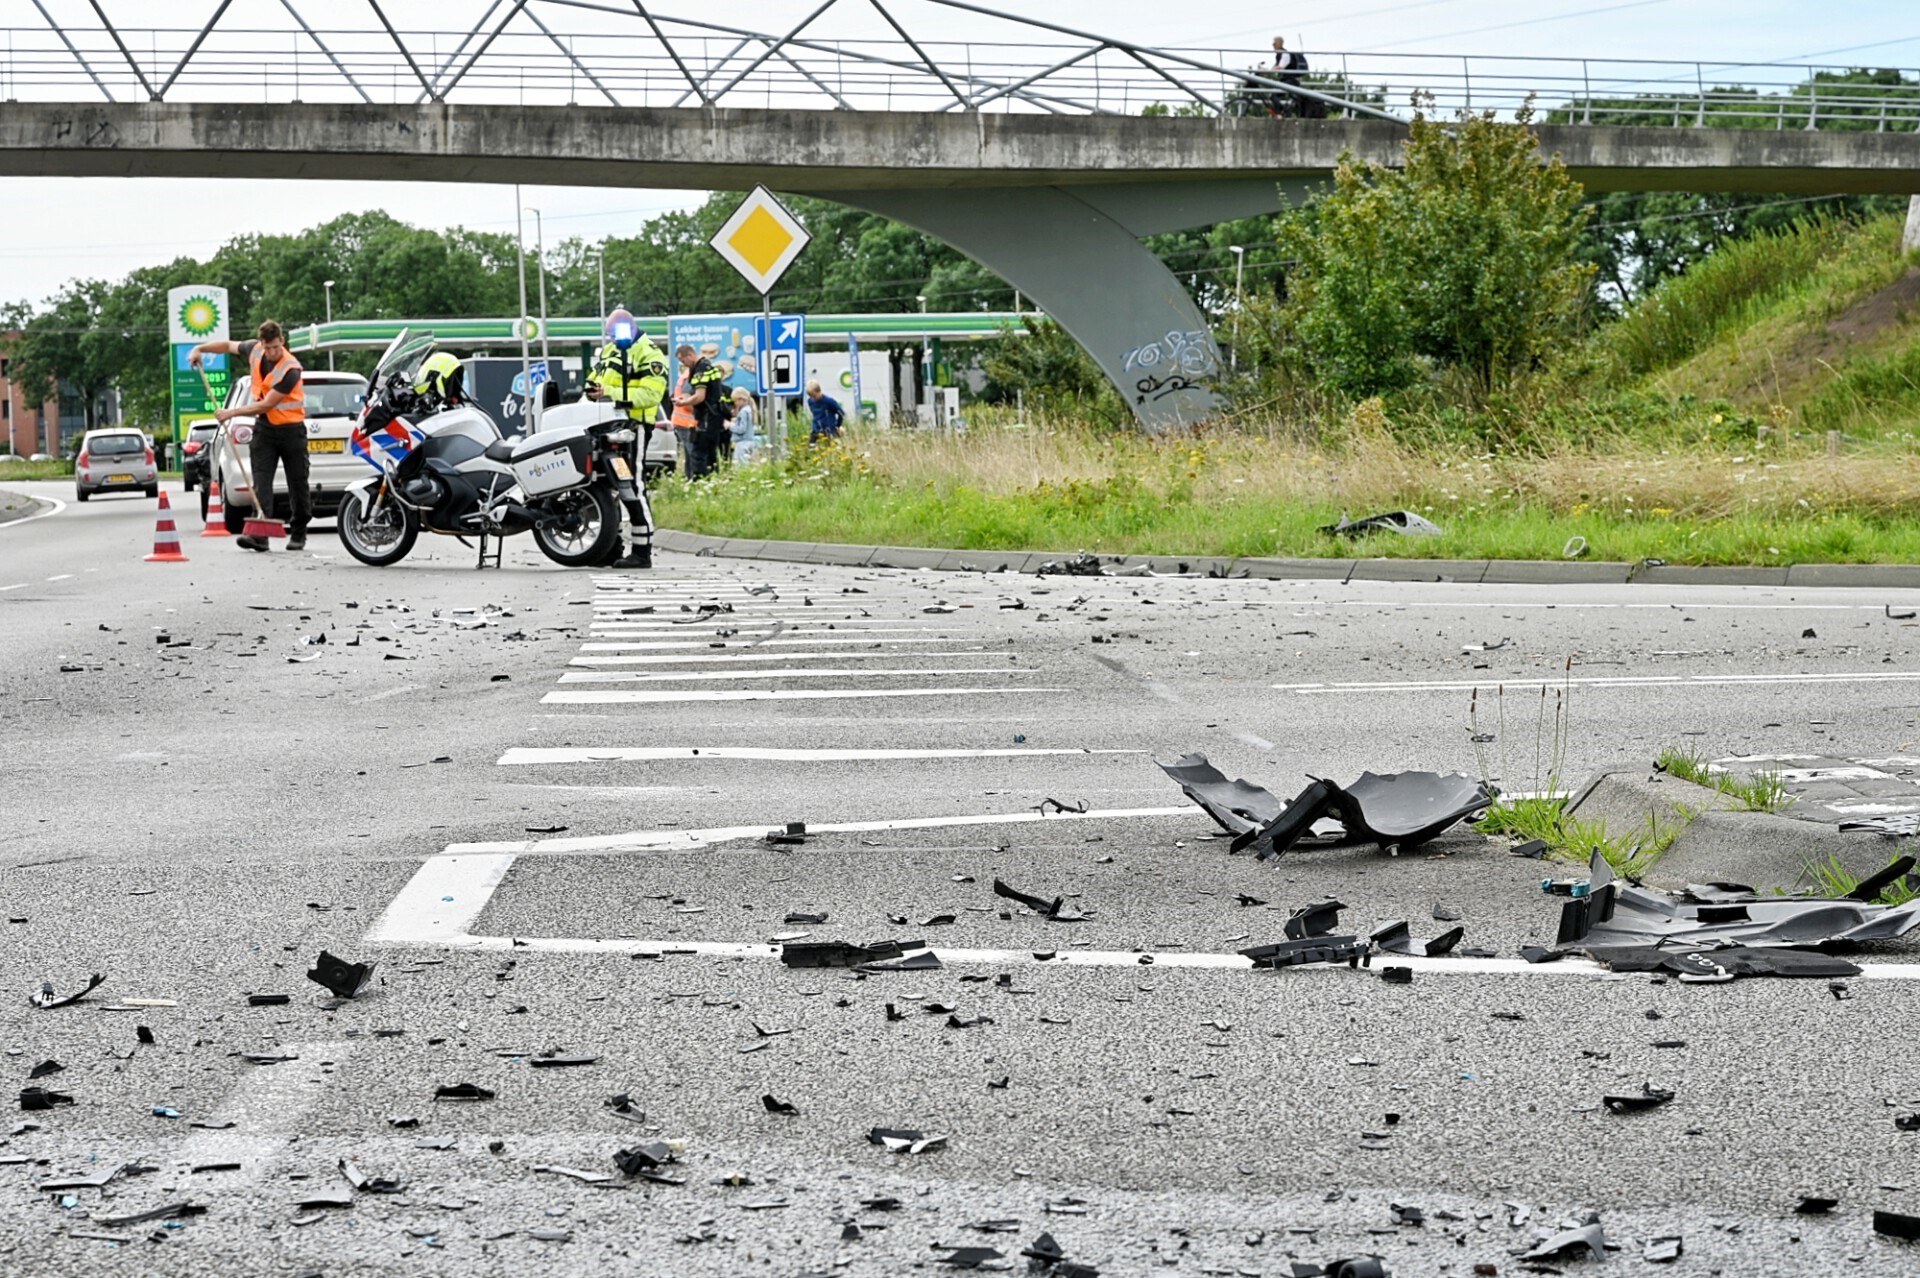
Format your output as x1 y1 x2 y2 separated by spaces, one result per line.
202 479 230 537
144 490 190 563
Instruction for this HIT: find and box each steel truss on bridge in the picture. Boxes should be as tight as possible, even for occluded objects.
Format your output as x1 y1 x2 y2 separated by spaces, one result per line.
9 2 1918 128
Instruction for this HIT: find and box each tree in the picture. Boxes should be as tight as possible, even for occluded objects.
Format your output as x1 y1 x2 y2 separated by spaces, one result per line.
1278 103 1594 399
5 279 121 435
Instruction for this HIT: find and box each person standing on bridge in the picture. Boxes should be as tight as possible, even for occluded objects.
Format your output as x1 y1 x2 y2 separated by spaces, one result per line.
191 320 309 553
1267 36 1315 118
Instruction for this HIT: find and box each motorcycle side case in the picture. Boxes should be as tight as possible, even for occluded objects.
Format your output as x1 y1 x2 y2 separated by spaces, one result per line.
510 425 593 497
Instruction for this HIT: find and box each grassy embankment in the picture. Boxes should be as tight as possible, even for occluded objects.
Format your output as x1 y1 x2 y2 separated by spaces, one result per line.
657 214 1920 565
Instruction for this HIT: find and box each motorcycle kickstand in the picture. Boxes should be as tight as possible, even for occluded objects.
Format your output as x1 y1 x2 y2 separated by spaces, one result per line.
474 528 503 571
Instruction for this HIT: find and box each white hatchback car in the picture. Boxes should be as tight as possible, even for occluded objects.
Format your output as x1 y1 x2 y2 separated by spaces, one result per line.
74 428 158 501
205 371 369 532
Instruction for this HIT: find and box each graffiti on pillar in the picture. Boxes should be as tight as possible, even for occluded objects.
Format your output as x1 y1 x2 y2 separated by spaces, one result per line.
1122 329 1218 402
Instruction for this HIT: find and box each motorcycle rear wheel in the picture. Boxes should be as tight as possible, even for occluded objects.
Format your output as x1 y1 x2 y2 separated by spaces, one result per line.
533 484 621 568
338 488 420 566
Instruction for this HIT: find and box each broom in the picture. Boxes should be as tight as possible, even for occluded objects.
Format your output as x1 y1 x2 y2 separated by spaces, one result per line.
200 366 285 540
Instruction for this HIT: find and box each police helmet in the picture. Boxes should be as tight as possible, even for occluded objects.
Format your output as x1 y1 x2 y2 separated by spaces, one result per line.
604 307 639 351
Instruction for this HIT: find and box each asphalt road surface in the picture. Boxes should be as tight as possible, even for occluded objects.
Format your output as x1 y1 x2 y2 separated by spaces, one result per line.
6 478 1920 1277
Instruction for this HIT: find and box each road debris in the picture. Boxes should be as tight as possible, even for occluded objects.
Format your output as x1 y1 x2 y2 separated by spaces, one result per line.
1320 509 1443 537
30 974 106 1009
306 951 376 1000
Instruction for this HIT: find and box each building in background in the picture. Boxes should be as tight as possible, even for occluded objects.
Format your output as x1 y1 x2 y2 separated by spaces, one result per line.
0 340 62 457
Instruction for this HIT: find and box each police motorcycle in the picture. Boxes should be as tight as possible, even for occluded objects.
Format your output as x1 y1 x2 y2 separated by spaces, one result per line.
335 330 642 569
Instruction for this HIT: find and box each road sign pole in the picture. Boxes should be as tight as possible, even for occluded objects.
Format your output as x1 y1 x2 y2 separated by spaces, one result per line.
762 291 776 462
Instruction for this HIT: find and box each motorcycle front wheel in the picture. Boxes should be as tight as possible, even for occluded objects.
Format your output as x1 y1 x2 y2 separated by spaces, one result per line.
338 488 420 566
533 484 621 568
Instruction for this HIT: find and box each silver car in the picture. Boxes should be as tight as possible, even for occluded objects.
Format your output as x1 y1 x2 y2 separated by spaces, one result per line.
74 429 158 501
208 371 369 533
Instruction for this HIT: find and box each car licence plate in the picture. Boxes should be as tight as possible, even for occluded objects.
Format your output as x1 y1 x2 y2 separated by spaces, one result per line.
307 439 345 454
610 456 633 481
107 473 133 483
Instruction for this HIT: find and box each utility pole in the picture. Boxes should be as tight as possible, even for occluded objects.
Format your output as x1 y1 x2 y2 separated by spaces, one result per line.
322 278 336 371
514 188 531 426
527 205 551 368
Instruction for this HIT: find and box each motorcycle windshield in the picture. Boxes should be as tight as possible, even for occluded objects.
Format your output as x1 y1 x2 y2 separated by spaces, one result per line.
377 329 438 388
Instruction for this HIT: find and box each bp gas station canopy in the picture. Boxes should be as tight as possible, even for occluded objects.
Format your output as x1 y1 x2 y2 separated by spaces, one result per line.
288 312 1035 353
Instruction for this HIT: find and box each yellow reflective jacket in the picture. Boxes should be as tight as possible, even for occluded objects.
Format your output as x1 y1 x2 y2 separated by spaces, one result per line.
588 337 669 419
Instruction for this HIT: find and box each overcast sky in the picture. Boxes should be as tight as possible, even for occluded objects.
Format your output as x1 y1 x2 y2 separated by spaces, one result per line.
1 0 1913 310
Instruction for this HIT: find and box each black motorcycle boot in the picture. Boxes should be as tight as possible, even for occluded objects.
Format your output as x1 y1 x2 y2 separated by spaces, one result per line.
614 543 652 569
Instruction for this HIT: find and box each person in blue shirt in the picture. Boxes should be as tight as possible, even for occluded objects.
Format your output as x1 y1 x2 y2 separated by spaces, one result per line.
804 380 845 443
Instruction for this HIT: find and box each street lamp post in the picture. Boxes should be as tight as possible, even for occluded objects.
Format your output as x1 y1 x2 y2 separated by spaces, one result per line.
593 248 606 319
513 190 532 426
526 206 551 369
322 279 336 371
1228 245 1245 373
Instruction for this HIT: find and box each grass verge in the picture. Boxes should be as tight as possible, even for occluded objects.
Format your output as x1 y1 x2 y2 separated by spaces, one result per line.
654 423 1920 566
1476 795 1680 879
1806 853 1920 905
1654 746 1796 813
0 460 74 480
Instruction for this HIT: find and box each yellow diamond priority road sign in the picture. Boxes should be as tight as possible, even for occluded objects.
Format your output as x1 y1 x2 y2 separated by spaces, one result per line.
710 185 812 296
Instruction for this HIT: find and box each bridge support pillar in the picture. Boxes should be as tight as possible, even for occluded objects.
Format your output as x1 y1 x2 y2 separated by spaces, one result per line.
811 186 1226 431
1905 196 1920 255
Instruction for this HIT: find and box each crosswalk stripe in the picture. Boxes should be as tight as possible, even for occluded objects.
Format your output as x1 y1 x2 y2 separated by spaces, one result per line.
543 686 1065 705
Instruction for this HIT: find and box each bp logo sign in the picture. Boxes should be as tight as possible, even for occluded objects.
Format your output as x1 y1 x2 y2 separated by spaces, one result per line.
177 294 221 339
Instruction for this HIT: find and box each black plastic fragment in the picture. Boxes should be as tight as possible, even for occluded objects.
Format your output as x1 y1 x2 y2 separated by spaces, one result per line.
780 939 915 968
1795 1195 1839 1214
1379 966 1413 985
1847 855 1918 902
433 1083 495 1102
1370 920 1465 957
1874 1209 1920 1241
1241 936 1370 970
247 993 291 1007
1286 900 1345 939
935 1246 1004 1268
1644 1236 1684 1264
19 1087 73 1111
1155 753 1284 835
992 878 1090 922
613 1141 675 1175
26 1061 62 1079
1232 778 1340 860
30 974 105 1010
530 1053 598 1068
762 1094 798 1116
94 1202 206 1228
306 951 376 1000
1603 1084 1675 1114
1510 838 1549 859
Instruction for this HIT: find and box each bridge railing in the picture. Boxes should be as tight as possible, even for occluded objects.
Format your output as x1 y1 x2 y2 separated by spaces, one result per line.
0 13 1914 132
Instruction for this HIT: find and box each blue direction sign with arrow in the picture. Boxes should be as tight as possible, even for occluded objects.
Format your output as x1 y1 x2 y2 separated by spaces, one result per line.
754 314 806 395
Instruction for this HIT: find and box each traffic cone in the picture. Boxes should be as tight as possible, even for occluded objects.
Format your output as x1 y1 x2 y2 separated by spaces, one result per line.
202 479 230 537
144 491 190 563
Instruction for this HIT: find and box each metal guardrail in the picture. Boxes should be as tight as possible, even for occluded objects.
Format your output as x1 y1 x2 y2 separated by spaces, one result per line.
0 2 1913 129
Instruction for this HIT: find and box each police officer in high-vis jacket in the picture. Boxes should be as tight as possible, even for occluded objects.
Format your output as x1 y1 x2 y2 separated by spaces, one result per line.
191 319 310 553
584 309 669 570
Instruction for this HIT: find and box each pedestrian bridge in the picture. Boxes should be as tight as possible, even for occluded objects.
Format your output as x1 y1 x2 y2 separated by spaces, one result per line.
4 0 1918 426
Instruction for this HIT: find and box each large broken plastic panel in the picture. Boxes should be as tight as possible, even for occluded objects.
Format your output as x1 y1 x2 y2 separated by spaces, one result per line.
780 939 922 968
1240 936 1370 970
1155 753 1285 835
1521 1220 1606 1260
1230 772 1494 860
1320 510 1443 537
1557 850 1920 950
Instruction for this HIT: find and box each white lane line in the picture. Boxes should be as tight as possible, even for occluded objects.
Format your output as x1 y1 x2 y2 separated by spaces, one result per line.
44 573 73 582
543 686 1066 705
497 746 1144 764
356 685 420 704
1321 601 1888 611
557 667 1036 683
572 649 993 666
175 1039 354 1184
1276 670 1920 694
583 621 944 633
0 489 67 530
365 849 1920 980
449 805 1197 855
582 637 974 651
0 583 25 592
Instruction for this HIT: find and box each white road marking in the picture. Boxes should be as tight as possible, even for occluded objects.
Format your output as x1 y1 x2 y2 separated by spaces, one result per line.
0 489 68 530
572 649 993 666
497 746 1143 764
557 667 1035 684
582 637 978 651
355 685 419 704
44 573 73 582
588 627 946 637
0 583 25 592
1324 601 1898 611
449 804 1197 855
1276 670 1920 694
543 686 1065 705
365 847 1920 980
174 1039 354 1185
